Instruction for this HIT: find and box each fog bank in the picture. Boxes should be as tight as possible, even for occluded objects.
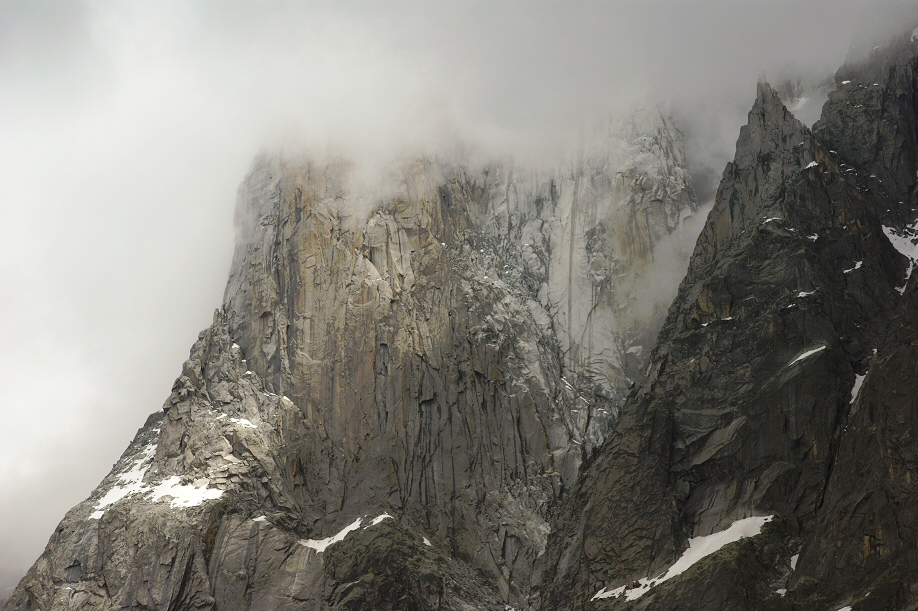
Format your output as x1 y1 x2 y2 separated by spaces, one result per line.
2 0 916 596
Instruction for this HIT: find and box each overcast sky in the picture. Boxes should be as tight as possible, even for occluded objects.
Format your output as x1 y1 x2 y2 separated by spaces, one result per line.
2 0 916 595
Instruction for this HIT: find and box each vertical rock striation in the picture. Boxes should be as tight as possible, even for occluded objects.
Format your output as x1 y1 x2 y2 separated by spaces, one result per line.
5 109 700 609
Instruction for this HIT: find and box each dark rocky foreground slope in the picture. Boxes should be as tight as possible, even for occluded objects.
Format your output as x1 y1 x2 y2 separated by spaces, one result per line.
4 111 700 610
534 28 918 611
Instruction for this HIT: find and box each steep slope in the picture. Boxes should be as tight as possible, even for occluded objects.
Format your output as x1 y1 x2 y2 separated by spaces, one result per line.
6 318 507 610
4 110 699 610
533 81 907 609
814 29 918 230
787 276 918 610
773 31 918 610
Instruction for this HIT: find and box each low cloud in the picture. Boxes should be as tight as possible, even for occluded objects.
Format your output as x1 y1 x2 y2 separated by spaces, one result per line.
1 0 915 592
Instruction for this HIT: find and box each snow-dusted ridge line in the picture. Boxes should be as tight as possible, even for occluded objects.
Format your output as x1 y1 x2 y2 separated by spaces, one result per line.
89 442 158 519
591 515 774 602
298 513 394 553
88 430 223 519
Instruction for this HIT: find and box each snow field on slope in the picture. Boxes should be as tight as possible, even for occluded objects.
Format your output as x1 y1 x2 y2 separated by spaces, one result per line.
88 429 223 518
591 515 774 602
298 513 394 553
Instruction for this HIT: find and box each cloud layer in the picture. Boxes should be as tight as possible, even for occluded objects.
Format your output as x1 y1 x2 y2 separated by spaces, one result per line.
1 0 916 595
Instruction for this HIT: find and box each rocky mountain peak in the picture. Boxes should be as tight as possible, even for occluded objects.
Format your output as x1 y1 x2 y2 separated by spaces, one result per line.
533 66 908 607
694 80 816 269
815 31 918 230
5 104 705 610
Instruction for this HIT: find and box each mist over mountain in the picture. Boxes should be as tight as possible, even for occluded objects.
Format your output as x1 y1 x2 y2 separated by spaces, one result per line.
3 2 918 608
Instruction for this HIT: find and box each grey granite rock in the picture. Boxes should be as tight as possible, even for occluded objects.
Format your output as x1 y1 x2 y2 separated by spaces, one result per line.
5 109 699 609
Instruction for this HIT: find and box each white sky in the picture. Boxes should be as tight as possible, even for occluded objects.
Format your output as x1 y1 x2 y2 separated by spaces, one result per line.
1 0 915 595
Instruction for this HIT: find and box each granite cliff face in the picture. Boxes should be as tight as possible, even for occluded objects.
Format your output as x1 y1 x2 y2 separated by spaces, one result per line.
10 27 918 611
535 31 918 611
4 109 699 610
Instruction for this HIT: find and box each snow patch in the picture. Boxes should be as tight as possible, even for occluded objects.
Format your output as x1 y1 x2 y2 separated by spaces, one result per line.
298 513 395 553
148 476 223 508
850 374 866 404
882 224 918 285
89 442 158 519
299 517 364 552
423 537 432 546
230 417 257 429
217 413 257 429
841 80 851 85
797 291 815 298
369 513 393 526
788 346 826 366
842 261 863 274
253 515 267 522
807 234 819 241
590 515 774 602
776 588 787 596
591 585 627 601
804 161 818 169
790 553 799 570
88 436 224 518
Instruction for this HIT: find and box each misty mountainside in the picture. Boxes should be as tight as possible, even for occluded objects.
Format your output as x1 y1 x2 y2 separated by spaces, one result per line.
9 24 918 611
535 28 918 610
4 108 701 610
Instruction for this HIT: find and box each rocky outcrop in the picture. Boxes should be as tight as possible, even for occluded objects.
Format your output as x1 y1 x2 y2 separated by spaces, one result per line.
533 81 908 609
787 275 918 610
814 30 918 230
4 109 699 609
5 316 507 610
221 155 569 604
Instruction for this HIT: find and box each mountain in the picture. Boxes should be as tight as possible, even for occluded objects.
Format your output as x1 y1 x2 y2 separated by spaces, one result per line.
8 24 918 611
3 109 699 610
534 28 918 611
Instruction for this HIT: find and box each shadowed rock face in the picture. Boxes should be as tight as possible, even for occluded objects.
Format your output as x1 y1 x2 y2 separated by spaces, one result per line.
790 275 918 610
4 110 700 610
814 30 918 230
778 32 918 609
533 80 908 610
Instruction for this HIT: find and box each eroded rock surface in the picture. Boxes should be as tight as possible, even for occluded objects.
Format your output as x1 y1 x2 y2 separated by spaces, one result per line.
5 109 699 610
533 30 918 610
533 80 908 610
